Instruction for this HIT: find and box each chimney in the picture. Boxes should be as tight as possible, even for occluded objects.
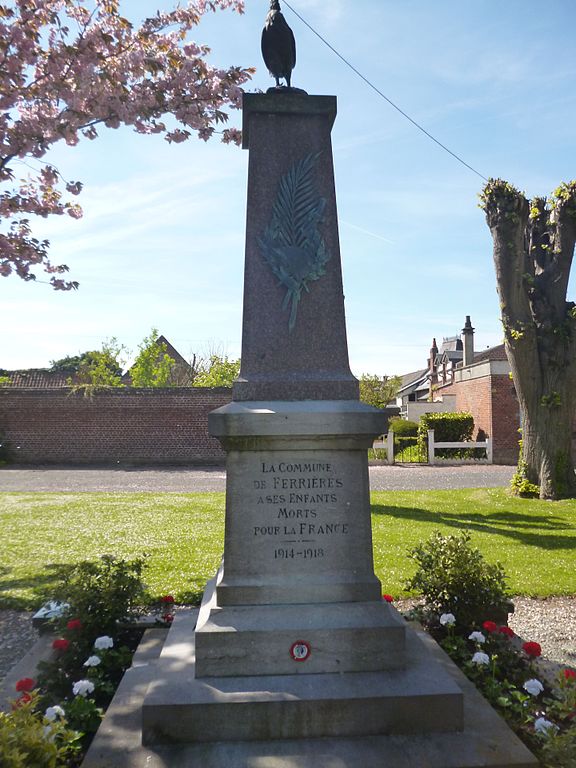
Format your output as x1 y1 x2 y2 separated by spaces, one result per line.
429 338 438 398
462 316 475 367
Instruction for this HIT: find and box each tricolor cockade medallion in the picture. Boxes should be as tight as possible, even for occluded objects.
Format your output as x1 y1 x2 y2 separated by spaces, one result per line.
258 152 330 332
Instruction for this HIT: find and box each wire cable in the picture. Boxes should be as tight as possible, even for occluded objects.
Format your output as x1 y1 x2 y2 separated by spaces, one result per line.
282 1 489 182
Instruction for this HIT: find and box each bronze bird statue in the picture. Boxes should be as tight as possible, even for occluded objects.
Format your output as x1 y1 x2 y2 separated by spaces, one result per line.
261 0 296 89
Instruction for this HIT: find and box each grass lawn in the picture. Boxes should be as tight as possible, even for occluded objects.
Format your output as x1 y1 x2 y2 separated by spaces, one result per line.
1 488 575 609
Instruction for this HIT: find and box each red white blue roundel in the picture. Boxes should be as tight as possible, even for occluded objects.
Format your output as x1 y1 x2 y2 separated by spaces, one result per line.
290 640 311 662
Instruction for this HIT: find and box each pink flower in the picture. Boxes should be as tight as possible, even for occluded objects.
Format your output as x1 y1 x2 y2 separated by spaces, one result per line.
52 638 69 651
382 594 394 603
522 641 542 658
66 619 82 631
482 621 497 633
15 678 35 692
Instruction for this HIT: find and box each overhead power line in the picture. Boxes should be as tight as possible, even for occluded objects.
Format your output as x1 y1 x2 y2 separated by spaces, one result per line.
282 1 489 183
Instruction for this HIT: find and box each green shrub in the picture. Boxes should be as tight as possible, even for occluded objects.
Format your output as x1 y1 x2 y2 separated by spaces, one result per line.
388 418 418 438
417 412 475 459
389 419 418 450
405 530 510 627
0 693 81 767
50 554 149 639
511 439 540 497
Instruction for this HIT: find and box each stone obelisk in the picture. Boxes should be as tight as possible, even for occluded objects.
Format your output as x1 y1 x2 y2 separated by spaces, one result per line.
143 91 461 739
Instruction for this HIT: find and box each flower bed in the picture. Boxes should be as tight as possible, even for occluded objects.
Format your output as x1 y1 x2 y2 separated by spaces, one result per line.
0 555 173 767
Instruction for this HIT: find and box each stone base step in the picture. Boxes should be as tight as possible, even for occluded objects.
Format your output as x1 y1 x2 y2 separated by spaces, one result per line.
195 574 407 677
142 610 462 744
82 612 538 768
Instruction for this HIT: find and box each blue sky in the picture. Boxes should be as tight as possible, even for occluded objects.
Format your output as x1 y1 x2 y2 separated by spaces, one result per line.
3 0 576 376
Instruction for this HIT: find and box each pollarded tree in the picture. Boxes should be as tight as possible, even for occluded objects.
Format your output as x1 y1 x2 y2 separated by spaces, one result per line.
480 179 576 499
0 0 253 289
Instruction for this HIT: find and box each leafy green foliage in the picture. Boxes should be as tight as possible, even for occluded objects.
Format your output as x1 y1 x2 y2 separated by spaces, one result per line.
69 339 126 394
50 555 149 639
405 530 510 626
129 328 175 387
511 439 540 497
428 610 576 766
193 355 240 387
49 354 88 373
0 693 81 768
388 418 419 438
388 418 419 453
417 411 474 458
359 374 401 409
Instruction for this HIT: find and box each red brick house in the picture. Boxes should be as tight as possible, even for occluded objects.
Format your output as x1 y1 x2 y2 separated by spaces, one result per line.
397 317 520 464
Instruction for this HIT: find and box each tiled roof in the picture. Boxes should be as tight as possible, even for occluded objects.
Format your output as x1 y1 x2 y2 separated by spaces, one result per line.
473 344 507 363
399 368 428 390
2 370 72 388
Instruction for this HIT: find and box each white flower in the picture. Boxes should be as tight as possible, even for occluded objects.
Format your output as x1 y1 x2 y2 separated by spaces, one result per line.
468 631 486 644
72 679 95 697
534 717 558 735
83 655 101 667
43 724 55 742
439 613 456 626
523 679 544 697
94 635 114 650
44 705 65 722
472 651 490 666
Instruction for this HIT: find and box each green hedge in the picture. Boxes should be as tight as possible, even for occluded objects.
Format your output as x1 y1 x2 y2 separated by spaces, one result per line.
388 418 418 444
417 412 474 459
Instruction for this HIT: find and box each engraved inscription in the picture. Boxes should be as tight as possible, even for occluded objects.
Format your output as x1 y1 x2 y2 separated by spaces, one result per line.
250 459 350 563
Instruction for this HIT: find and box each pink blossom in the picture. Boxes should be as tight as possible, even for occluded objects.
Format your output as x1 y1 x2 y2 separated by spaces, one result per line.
0 0 254 289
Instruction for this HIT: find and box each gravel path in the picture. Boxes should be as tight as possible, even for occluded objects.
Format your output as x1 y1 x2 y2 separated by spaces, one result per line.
0 464 514 493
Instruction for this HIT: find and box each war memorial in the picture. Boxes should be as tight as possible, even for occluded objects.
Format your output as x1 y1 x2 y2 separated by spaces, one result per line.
84 4 538 765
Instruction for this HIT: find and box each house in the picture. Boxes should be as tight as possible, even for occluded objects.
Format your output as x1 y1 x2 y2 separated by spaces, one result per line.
396 317 519 463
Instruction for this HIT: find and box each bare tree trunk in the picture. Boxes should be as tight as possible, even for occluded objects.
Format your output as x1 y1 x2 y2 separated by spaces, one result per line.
481 180 576 499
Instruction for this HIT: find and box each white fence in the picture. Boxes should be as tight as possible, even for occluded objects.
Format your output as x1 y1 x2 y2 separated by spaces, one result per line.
382 430 492 465
427 429 492 465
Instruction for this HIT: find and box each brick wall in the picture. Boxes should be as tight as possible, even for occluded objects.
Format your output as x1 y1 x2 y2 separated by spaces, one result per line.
0 388 232 465
442 372 519 465
489 376 521 465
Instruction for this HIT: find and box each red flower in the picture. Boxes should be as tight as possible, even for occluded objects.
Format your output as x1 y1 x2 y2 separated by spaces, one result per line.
162 613 174 624
382 594 394 603
66 618 82 631
15 678 35 693
52 638 70 651
522 641 542 658
498 626 515 638
160 595 175 604
12 692 32 708
482 621 497 633
564 668 576 681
